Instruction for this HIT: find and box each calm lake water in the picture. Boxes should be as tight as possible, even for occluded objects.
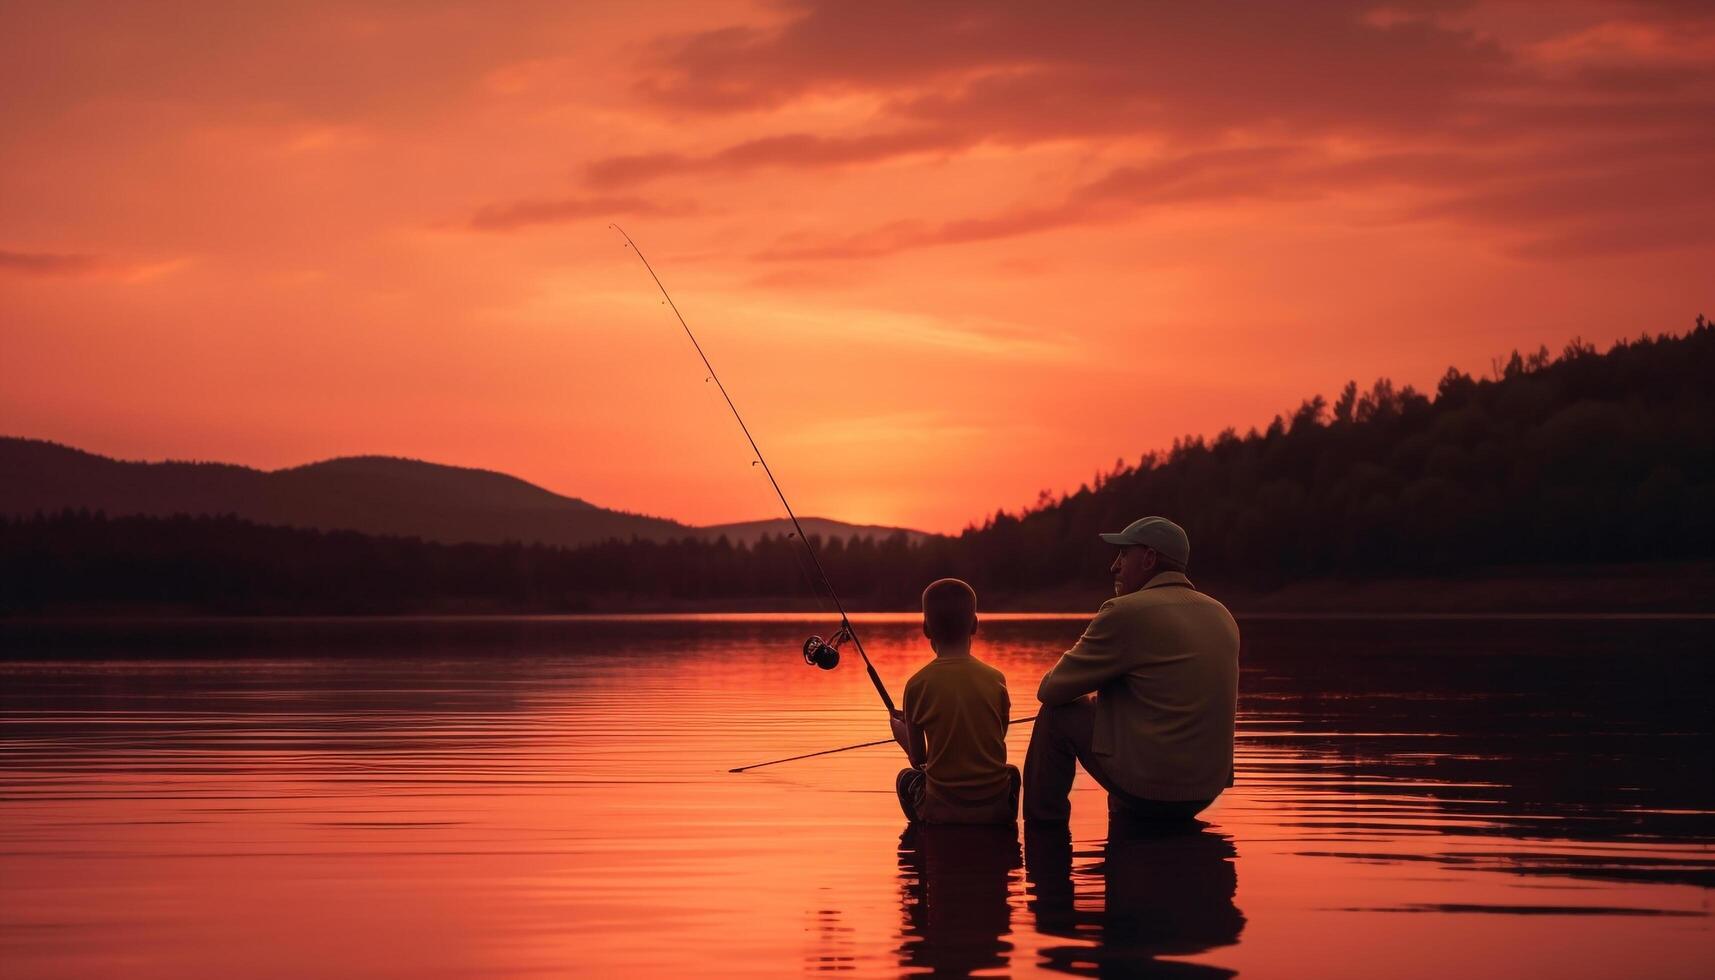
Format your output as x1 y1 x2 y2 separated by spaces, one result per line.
2 614 1711 978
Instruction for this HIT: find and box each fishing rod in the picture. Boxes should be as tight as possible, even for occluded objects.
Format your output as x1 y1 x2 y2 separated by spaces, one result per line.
730 715 1040 773
611 224 897 715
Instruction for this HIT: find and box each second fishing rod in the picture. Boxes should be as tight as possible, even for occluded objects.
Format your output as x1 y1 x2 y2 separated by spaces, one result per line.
612 224 896 715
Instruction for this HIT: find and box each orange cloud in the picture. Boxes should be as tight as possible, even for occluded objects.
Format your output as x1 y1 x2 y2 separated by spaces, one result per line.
0 249 183 281
469 195 668 231
598 2 1713 261
0 249 108 277
639 2 1512 127
585 129 961 187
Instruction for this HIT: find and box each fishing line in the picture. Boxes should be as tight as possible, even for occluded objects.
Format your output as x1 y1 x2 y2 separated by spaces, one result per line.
785 531 835 613
612 224 897 714
730 715 1041 773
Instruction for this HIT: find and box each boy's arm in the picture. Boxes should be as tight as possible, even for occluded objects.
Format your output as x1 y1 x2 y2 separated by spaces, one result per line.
907 717 927 767
889 708 926 766
893 676 927 766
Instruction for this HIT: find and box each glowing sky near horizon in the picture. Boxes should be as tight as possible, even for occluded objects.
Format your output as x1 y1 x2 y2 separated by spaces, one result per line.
3 1 1712 531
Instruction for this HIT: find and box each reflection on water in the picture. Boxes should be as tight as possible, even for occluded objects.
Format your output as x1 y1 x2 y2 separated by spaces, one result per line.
897 824 1020 976
1 616 1711 978
1024 819 1244 978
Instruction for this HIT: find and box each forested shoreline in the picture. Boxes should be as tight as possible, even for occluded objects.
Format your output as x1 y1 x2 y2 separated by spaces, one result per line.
4 320 1711 614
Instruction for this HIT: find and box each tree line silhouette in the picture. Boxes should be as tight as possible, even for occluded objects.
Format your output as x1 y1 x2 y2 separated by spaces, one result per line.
4 318 1710 613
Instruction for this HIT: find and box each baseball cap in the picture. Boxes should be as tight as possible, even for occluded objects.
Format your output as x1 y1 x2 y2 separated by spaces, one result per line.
1098 516 1189 566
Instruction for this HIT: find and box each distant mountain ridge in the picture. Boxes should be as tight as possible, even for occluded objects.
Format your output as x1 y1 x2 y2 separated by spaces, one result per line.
0 439 927 548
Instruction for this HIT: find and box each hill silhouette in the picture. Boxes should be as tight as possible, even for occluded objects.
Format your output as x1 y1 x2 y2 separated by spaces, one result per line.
0 440 922 548
957 317 1714 597
4 318 1711 614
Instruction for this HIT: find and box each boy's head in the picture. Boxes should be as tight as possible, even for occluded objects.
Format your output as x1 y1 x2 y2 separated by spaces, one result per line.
921 577 978 651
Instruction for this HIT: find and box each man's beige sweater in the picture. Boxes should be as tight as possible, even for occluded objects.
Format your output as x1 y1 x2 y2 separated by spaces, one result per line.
1037 572 1240 802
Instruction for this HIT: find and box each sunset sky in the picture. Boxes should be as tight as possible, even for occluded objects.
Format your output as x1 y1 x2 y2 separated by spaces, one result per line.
3 1 1711 532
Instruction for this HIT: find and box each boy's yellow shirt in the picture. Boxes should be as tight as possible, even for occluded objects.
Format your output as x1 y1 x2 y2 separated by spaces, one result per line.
903 653 1012 822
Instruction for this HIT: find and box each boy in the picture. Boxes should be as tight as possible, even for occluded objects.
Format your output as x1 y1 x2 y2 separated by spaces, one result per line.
890 578 1020 824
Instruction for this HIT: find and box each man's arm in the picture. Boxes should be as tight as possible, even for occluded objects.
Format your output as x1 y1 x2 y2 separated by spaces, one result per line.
1037 601 1134 705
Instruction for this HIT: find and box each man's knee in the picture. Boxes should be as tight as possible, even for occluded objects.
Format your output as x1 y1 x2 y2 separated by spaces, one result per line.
1036 696 1095 744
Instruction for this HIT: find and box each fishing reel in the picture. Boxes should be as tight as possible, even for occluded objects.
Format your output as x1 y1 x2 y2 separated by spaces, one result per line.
802 625 853 671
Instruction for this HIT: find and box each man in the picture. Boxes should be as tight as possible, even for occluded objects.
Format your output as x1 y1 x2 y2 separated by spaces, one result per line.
1024 516 1239 822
